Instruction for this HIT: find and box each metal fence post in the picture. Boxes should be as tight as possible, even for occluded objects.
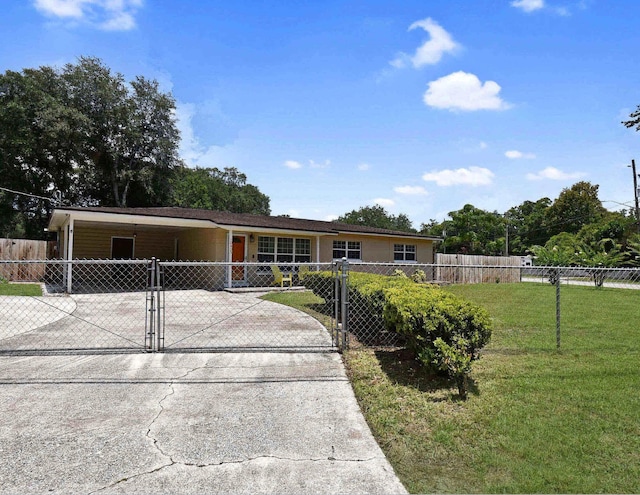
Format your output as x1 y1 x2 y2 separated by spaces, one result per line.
145 257 156 352
332 261 340 348
555 267 561 349
340 257 349 351
156 259 164 352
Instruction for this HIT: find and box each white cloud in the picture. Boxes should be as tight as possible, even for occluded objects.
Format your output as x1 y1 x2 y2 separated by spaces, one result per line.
325 214 339 222
505 150 536 159
423 71 511 111
511 0 545 13
284 160 303 170
526 167 586 181
422 166 494 186
33 0 142 31
357 163 370 172
394 185 428 195
309 159 331 169
480 141 488 149
372 198 396 207
34 0 85 17
391 17 459 69
175 102 203 166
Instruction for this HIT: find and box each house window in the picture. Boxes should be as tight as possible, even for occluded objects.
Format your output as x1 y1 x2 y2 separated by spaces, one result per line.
394 244 416 262
111 237 134 259
258 236 312 264
276 237 293 262
295 238 311 263
333 240 361 260
257 236 275 262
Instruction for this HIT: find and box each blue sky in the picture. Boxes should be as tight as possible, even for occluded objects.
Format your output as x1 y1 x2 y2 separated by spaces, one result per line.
2 1 640 227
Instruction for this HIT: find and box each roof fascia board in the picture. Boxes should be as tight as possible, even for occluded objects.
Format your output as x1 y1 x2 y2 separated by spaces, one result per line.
217 225 337 237
335 230 440 241
51 209 216 229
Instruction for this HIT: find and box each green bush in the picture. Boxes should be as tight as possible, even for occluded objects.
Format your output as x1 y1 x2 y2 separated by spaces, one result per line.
301 271 335 302
411 268 428 284
383 283 492 399
304 270 492 397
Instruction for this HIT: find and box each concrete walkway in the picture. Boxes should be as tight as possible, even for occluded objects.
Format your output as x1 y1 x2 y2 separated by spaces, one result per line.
0 351 407 494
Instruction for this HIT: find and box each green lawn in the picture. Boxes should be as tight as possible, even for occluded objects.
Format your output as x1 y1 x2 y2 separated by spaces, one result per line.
0 282 42 296
266 284 640 493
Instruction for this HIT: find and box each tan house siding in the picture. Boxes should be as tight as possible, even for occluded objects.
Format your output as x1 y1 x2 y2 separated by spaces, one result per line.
318 234 434 264
72 226 176 259
176 228 218 261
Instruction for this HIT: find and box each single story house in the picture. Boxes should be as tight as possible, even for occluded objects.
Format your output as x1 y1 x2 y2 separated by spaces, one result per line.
48 206 439 290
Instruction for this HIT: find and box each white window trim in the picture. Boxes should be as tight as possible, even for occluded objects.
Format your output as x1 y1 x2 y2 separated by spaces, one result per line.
110 236 135 259
393 244 417 263
332 240 362 261
257 236 312 268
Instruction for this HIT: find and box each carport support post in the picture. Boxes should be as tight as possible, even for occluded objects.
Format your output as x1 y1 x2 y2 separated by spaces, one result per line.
66 218 74 293
340 257 349 351
226 230 233 288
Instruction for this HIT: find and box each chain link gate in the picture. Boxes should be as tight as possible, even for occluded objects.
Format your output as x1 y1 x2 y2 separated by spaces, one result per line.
142 260 342 352
0 258 351 355
0 259 150 354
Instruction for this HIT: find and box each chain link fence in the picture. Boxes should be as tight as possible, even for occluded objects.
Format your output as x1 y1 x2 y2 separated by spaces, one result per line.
155 261 338 351
0 260 150 353
334 262 640 347
0 260 340 354
1 259 638 355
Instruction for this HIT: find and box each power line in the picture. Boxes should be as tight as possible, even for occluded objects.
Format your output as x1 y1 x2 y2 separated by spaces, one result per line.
0 186 60 204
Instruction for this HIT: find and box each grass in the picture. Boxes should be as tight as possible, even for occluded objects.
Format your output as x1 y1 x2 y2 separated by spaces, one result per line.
0 282 42 296
261 290 333 329
266 283 640 493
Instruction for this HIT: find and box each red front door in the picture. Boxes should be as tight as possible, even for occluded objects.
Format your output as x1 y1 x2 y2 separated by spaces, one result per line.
232 236 245 281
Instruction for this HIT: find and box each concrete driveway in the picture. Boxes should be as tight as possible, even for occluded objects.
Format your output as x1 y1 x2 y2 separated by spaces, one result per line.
0 350 407 494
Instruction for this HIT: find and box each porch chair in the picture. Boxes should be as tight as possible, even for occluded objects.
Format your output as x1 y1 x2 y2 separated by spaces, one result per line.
271 265 293 288
297 264 310 283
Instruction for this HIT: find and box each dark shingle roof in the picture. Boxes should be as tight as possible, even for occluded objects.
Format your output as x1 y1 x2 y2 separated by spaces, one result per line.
57 206 439 240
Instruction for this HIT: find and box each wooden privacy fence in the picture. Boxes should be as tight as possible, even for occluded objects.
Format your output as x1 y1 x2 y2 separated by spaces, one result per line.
0 238 56 281
435 254 523 284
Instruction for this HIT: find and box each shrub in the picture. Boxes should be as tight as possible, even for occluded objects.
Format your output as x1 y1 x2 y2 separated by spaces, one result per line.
383 284 492 399
301 271 335 302
411 269 428 284
304 270 492 398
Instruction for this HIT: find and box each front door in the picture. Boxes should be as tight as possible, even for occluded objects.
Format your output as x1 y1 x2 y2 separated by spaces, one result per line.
231 236 246 281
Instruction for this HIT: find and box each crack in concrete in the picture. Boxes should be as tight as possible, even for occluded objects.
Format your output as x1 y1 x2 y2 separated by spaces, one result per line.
87 359 376 494
86 364 207 494
180 454 382 467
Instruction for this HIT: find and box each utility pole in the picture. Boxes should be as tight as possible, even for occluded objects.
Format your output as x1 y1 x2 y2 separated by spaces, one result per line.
632 159 640 233
505 220 509 257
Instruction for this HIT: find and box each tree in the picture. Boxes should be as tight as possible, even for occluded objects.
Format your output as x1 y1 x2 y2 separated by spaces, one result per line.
170 166 270 215
0 66 89 237
575 239 625 287
622 106 640 131
423 204 506 255
545 181 606 236
505 198 552 254
62 57 181 207
336 205 416 232
0 57 183 237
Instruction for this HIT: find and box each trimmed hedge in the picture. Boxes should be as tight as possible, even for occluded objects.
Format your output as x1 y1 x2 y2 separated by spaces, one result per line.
304 270 492 399
382 283 491 399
